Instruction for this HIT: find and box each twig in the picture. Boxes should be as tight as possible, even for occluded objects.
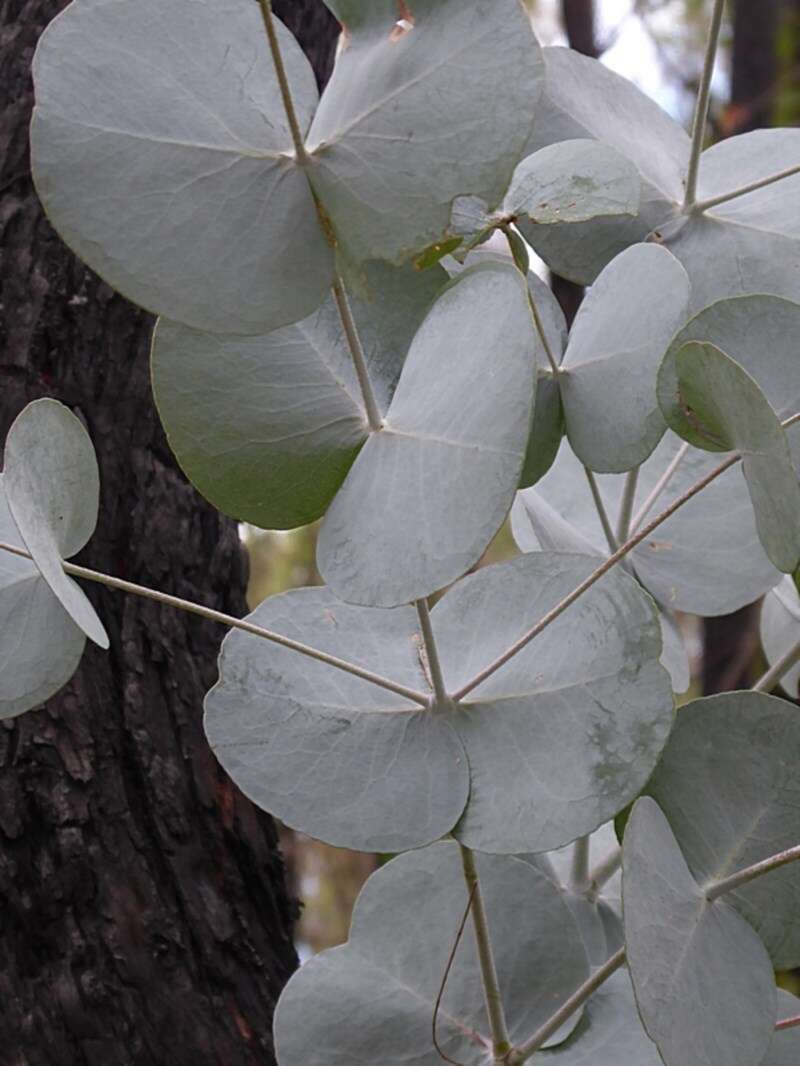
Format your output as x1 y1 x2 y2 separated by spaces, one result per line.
331 276 384 432
683 0 726 209
706 844 800 902
692 163 800 214
431 881 482 1066
752 637 800 694
257 0 310 163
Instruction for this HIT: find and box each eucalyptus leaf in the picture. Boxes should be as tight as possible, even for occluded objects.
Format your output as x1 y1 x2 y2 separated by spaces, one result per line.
646 692 800 969
151 260 446 530
658 341 800 574
4 400 107 648
307 0 544 265
206 551 673 854
623 796 776 1066
274 842 590 1066
514 434 780 615
0 478 85 720
559 244 690 473
317 262 536 607
506 139 640 227
31 0 332 334
761 577 800 699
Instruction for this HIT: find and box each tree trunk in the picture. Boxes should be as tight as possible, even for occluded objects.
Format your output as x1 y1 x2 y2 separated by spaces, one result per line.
702 0 781 694
0 1 336 1061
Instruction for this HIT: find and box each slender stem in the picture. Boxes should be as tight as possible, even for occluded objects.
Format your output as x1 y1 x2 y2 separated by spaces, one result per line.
569 836 591 895
706 844 800 902
432 879 486 1065
331 276 384 433
416 599 449 706
683 0 726 209
584 469 619 553
452 452 741 701
508 948 626 1065
0 541 431 708
752 637 800 694
586 847 622 903
257 0 310 163
502 224 561 376
615 468 640 544
459 846 512 1061
776 1014 800 1033
630 442 690 535
692 163 800 214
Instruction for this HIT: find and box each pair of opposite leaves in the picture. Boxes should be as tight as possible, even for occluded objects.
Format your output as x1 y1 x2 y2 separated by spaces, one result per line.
276 692 800 1066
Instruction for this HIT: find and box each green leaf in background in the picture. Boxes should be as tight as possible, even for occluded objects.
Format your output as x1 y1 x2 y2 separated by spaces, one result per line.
623 797 775 1066
559 244 690 473
761 577 800 699
514 433 781 616
647 693 800 969
317 262 536 607
151 261 447 530
274 842 590 1066
31 0 332 335
658 341 800 574
0 477 85 719
205 551 672 854
308 0 543 266
4 400 107 648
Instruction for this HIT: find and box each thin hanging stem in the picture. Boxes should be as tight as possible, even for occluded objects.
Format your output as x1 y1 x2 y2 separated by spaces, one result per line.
683 0 726 209
569 836 591 895
452 451 741 701
615 468 640 544
586 847 622 903
692 163 800 215
332 276 384 433
257 0 311 164
508 949 626 1065
431 881 485 1066
501 224 561 376
752 637 800 694
584 469 619 553
629 442 690 535
416 599 450 706
706 844 800 902
0 541 431 708
459 846 512 1061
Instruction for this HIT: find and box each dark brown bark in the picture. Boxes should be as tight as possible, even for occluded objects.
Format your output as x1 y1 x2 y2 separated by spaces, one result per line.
0 0 348 1061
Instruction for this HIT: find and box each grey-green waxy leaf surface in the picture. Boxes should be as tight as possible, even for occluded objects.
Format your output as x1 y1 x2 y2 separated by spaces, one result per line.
761 577 800 699
623 797 776 1066
559 244 690 473
317 262 536 607
664 129 800 310
647 692 800 969
206 551 672 854
539 970 661 1066
0 477 85 720
31 0 331 335
4 400 107 648
506 139 640 228
513 433 781 616
519 47 689 284
658 341 800 574
307 0 544 266
274 842 590 1066
151 260 446 531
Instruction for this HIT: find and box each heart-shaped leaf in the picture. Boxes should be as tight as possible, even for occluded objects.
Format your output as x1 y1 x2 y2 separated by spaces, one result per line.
0 477 85 720
558 244 690 473
761 577 800 699
205 551 673 853
151 261 446 530
4 400 107 648
514 433 780 616
31 0 332 335
623 797 776 1066
506 139 640 227
317 261 536 606
274 841 590 1066
307 0 544 265
519 47 689 284
658 341 800 574
646 692 800 969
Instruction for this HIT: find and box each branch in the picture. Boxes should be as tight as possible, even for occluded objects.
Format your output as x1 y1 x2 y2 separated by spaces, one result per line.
416 599 449 707
257 0 310 163
584 469 619 553
331 276 384 433
0 541 431 707
692 163 800 215
752 637 800 694
615 468 640 544
706 844 800 902
629 442 690 534
683 0 726 209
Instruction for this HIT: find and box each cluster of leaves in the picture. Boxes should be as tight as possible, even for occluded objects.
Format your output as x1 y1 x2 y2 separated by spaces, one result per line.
3 1 800 1064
